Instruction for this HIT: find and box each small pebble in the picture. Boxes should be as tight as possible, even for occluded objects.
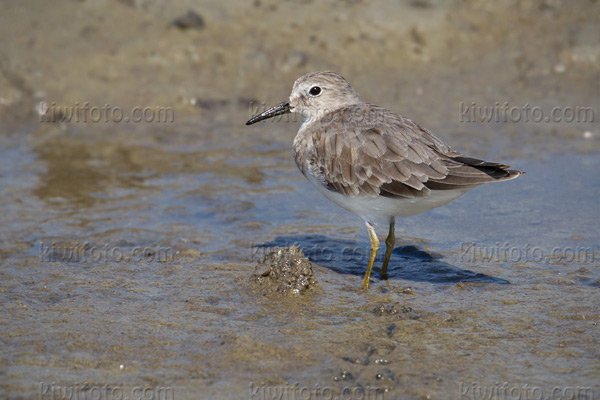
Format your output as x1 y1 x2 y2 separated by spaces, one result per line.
172 10 205 30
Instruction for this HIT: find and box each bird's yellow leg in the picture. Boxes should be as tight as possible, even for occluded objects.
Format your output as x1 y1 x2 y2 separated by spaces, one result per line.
361 223 379 289
381 218 395 280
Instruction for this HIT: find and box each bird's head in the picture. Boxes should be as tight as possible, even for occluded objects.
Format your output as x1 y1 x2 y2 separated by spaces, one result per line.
246 71 361 126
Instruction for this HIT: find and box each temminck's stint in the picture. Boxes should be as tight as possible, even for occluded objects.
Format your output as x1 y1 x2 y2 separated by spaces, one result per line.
246 71 523 289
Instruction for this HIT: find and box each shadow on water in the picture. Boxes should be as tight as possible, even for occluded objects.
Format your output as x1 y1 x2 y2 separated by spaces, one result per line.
257 235 509 284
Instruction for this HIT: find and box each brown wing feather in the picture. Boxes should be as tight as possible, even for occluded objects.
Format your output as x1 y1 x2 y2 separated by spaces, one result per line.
303 104 523 199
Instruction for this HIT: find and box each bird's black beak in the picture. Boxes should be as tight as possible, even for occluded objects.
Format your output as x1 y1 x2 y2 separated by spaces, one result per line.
246 101 291 125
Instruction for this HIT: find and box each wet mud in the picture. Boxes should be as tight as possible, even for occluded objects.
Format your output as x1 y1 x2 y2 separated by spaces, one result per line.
251 246 318 295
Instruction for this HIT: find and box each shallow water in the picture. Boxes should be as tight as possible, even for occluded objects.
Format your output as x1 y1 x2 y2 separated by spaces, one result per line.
0 116 598 399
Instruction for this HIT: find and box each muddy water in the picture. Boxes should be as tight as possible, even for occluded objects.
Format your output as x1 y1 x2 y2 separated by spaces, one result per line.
1 113 599 399
1 0 600 399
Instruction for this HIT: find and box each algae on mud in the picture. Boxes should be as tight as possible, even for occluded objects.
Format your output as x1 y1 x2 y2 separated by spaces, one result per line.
252 246 318 296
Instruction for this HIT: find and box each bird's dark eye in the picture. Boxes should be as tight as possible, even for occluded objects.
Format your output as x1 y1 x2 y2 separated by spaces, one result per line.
309 86 322 96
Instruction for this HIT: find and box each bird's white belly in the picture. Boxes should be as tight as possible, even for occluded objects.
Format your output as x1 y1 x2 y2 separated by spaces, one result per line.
304 171 473 226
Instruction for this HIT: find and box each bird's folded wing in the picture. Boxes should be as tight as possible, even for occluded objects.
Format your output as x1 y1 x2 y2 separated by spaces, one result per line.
311 106 521 199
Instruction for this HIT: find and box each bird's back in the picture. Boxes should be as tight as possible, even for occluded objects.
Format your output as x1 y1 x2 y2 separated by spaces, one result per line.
293 103 523 202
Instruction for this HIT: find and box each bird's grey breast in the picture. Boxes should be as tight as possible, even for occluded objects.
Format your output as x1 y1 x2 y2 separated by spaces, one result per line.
292 123 325 182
